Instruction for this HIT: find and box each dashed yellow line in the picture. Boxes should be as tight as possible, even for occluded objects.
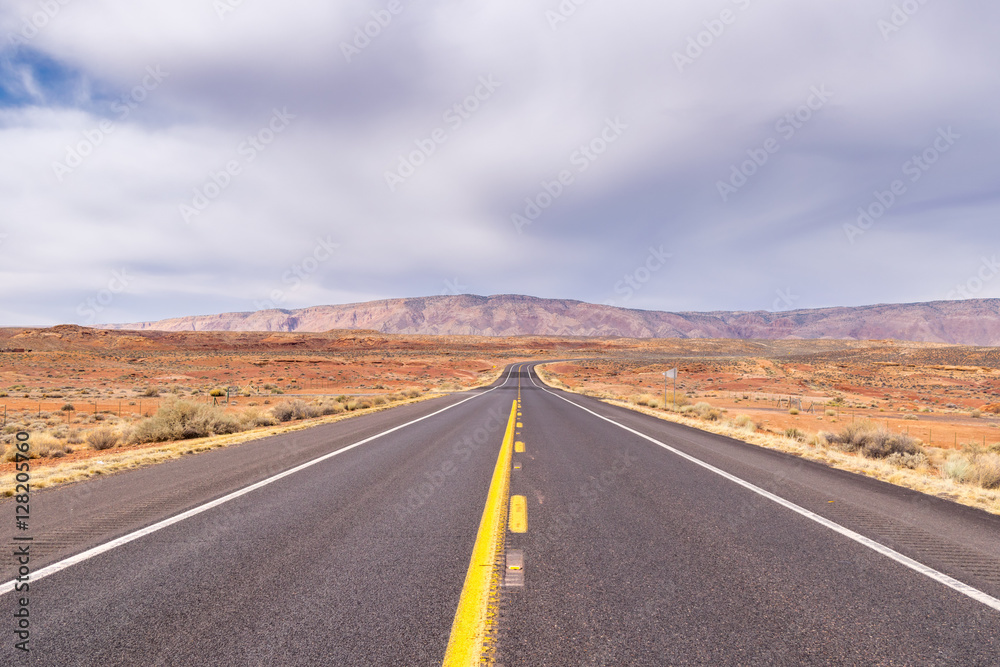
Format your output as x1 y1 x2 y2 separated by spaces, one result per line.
509 495 527 533
514 441 525 453
441 400 518 666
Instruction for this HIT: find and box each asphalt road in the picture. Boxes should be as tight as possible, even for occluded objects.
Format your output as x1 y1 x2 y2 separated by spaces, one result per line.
2 363 999 665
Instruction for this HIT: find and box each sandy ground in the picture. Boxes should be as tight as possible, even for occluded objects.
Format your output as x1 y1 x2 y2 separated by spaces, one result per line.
2 328 999 474
541 339 1000 449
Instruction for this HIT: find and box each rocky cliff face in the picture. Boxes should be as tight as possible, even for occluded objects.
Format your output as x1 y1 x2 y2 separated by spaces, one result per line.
99 295 1000 345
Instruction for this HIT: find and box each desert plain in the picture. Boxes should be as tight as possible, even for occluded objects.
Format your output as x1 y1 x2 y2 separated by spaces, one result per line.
2 326 999 511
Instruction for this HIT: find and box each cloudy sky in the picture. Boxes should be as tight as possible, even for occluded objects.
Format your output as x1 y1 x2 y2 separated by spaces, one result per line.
1 0 998 326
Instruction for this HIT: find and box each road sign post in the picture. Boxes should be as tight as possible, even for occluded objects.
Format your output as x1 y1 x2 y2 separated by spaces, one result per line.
663 368 678 408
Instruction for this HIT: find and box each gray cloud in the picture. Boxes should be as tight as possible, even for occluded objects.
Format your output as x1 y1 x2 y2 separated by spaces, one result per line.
1 0 999 325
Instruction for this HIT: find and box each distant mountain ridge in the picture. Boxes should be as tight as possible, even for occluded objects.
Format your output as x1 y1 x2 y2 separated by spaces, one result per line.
99 295 1000 346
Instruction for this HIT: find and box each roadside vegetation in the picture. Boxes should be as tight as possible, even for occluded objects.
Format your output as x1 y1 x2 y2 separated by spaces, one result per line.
537 366 1000 514
0 389 426 465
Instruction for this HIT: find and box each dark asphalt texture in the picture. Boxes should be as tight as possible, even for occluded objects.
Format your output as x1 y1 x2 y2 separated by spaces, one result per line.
499 366 1000 666
1 363 999 665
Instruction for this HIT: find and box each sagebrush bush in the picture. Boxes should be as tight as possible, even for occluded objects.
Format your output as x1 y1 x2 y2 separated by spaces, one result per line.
827 420 922 459
87 426 121 450
127 400 242 444
317 401 346 416
271 400 320 423
969 453 1000 489
239 408 277 428
886 452 928 470
784 428 805 442
681 402 720 421
633 394 661 409
944 455 973 483
730 415 757 433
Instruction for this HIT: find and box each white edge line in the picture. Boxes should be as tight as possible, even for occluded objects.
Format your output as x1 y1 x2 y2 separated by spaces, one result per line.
527 365 1000 613
0 366 518 597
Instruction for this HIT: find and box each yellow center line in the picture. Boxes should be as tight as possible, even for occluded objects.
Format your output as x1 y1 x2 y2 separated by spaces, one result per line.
441 399 518 667
509 495 527 533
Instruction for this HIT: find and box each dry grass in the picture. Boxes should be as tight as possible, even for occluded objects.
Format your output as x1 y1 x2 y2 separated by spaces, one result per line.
1 433 71 461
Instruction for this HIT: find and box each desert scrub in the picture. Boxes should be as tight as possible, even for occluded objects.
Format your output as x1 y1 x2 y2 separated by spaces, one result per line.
86 426 121 451
784 427 806 442
321 401 347 415
885 452 929 470
633 394 661 409
127 400 241 443
728 415 757 433
945 451 1000 489
685 402 721 421
270 400 320 423
824 420 922 459
239 408 278 428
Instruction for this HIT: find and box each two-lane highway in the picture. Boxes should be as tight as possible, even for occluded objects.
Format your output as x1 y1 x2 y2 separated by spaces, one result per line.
2 363 999 665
